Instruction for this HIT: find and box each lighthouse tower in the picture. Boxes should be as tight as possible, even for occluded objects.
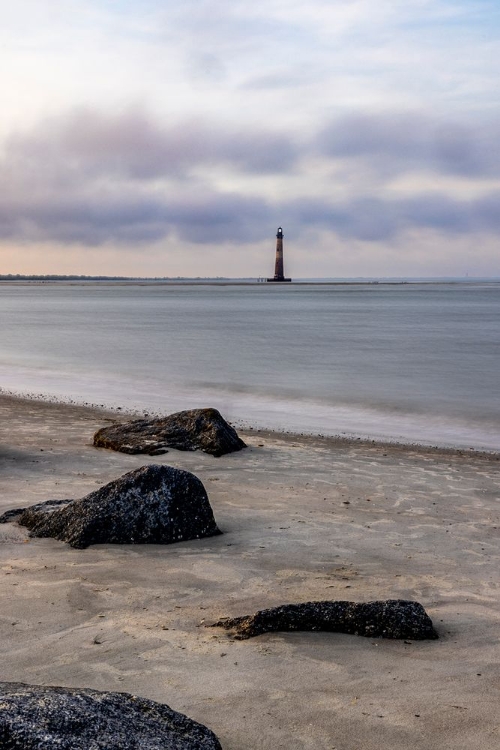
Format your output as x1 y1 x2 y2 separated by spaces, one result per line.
267 227 291 282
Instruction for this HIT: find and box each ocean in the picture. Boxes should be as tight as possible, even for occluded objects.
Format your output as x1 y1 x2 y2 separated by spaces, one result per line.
1 280 499 450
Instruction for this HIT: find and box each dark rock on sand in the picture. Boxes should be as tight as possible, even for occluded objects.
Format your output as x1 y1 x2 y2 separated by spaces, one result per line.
0 682 222 749
4 464 221 549
213 599 438 640
93 407 246 457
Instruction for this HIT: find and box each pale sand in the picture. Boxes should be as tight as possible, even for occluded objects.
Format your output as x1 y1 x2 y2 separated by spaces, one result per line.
0 394 499 750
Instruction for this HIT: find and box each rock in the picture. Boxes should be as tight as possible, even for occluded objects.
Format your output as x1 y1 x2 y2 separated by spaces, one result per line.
212 599 438 640
0 682 222 749
93 407 246 457
0 499 70 525
3 465 221 549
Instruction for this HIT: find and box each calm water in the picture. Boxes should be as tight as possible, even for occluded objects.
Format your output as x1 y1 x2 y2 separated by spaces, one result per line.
1 281 499 449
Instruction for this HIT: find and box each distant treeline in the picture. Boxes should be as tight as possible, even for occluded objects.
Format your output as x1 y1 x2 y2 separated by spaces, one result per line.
0 275 230 281
0 274 134 280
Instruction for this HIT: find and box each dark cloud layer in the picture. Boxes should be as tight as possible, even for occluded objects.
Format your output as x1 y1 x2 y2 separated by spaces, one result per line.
317 112 500 178
0 190 272 246
6 108 297 180
282 193 500 242
1 108 499 246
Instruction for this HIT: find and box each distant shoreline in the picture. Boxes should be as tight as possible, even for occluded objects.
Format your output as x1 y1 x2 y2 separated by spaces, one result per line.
1 276 499 287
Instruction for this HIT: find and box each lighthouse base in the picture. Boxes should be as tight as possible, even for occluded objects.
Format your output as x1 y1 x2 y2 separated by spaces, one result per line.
266 277 292 282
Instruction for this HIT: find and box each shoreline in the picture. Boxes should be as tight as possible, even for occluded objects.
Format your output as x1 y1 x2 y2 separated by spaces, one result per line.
1 393 500 749
2 390 500 460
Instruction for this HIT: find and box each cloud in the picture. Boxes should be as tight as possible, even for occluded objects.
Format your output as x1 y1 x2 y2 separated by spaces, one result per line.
316 112 500 178
0 108 291 245
4 107 298 182
1 106 500 248
283 192 500 241
0 187 273 246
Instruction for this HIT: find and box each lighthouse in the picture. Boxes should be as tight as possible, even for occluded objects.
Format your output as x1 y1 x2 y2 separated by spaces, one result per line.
267 227 291 282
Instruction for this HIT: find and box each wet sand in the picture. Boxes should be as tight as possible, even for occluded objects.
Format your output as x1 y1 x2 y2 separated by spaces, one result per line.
1 394 499 749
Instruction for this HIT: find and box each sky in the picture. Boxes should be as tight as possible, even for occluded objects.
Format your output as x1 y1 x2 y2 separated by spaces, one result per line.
1 0 499 277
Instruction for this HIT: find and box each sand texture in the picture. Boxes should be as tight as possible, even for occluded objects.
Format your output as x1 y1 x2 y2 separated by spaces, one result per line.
0 394 499 749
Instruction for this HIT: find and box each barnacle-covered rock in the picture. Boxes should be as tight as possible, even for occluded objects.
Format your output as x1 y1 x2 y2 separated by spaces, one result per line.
94 407 246 457
213 599 438 640
0 682 222 749
3 464 221 549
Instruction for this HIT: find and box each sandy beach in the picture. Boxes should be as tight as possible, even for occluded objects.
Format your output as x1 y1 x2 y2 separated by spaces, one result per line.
1 393 499 749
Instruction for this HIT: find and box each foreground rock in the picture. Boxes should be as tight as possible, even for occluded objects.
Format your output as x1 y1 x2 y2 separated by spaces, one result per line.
0 465 221 549
213 599 438 640
93 407 246 457
0 682 222 749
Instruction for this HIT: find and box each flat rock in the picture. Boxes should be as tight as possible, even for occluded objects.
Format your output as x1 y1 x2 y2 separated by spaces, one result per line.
93 407 246 457
213 599 438 640
0 465 221 549
0 682 222 749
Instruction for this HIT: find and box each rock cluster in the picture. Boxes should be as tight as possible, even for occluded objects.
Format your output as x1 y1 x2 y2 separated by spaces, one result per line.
0 682 222 749
0 465 221 549
213 599 438 640
93 407 246 457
